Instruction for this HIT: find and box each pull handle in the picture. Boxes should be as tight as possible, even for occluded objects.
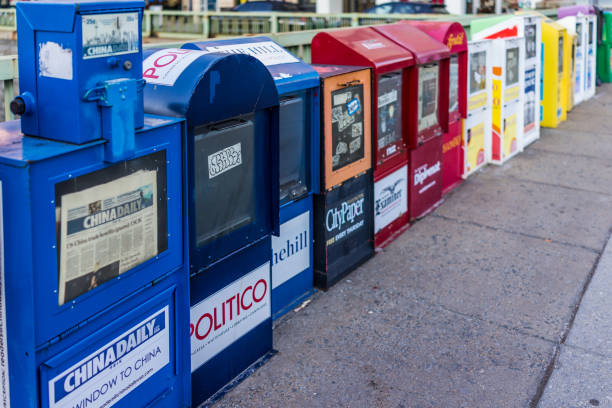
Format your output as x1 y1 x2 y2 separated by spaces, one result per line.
337 79 361 88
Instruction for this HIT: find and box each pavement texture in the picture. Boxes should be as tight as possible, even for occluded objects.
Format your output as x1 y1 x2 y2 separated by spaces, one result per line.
206 87 612 407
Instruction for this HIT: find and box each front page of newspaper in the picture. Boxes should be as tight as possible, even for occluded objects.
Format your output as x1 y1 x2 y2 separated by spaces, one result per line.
58 170 158 305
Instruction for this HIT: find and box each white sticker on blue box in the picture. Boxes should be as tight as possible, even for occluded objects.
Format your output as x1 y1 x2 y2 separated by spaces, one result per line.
272 211 310 289
203 41 299 67
48 306 170 408
0 182 9 408
82 13 139 59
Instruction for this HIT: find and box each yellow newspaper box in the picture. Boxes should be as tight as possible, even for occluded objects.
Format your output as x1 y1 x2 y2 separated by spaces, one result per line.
541 21 567 128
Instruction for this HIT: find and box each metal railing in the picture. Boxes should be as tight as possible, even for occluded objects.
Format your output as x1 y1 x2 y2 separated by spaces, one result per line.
0 8 558 121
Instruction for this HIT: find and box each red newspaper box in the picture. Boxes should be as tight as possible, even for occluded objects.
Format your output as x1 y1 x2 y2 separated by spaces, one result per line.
401 21 468 194
372 23 450 220
312 28 416 248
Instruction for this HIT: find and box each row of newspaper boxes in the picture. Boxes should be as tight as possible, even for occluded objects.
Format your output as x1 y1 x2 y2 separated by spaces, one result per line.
0 1 603 407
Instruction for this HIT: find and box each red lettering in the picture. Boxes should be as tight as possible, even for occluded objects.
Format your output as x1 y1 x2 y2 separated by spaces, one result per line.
213 307 222 330
195 313 213 340
154 54 177 67
189 323 194 337
143 67 158 79
222 301 226 325
241 286 253 310
226 295 235 320
253 279 267 303
237 292 241 315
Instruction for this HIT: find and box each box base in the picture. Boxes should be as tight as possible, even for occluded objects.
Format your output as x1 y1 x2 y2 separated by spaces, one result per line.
314 239 374 290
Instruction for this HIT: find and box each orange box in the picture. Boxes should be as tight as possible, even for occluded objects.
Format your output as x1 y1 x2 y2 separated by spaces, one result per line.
313 65 373 191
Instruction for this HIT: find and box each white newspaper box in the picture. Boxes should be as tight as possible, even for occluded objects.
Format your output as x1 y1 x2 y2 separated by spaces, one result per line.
522 15 542 147
489 37 525 165
558 15 589 105
463 39 492 178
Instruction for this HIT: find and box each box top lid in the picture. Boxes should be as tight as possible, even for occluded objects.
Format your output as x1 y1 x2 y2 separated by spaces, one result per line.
182 37 318 96
312 27 415 72
400 20 468 53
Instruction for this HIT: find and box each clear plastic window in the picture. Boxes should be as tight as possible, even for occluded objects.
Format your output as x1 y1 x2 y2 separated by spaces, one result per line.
55 152 168 305
589 21 594 45
331 84 365 171
525 24 537 60
417 63 439 132
505 47 519 86
279 95 308 204
577 23 583 47
469 51 487 95
194 115 255 247
377 71 402 151
449 56 459 113
558 37 564 75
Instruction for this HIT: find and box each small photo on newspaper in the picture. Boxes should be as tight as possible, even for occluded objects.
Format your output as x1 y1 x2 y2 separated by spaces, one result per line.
55 152 167 306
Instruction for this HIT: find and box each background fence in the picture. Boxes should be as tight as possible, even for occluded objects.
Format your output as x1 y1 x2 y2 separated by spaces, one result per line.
0 8 559 121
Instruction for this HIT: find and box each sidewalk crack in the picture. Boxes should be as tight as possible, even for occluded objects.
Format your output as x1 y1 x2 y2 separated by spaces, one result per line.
431 214 601 254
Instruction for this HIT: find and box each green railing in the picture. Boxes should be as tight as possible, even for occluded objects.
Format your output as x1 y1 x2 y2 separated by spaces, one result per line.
0 8 558 121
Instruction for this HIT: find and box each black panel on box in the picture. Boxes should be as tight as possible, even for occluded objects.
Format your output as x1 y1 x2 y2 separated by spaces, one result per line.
314 170 373 289
279 95 308 204
194 115 255 247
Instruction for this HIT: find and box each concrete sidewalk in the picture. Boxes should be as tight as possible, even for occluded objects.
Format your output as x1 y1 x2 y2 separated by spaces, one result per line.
212 85 612 408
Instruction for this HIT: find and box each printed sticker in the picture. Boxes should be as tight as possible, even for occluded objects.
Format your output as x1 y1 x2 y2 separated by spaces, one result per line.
82 13 139 59
378 90 398 107
347 98 360 116
374 166 407 233
48 307 170 408
361 40 386 50
208 143 242 179
272 212 310 289
190 264 271 371
203 41 299 66
39 42 73 80
143 48 206 86
0 182 8 408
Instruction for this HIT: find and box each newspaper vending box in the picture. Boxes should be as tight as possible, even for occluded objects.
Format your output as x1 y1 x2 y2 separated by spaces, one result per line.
597 11 612 83
372 23 450 220
142 48 280 404
183 37 319 319
488 37 525 164
597 11 612 82
1 1 190 407
401 21 468 194
541 21 568 128
311 28 413 248
521 15 543 147
559 6 598 99
463 39 493 178
471 15 540 149
557 14 589 105
311 65 374 289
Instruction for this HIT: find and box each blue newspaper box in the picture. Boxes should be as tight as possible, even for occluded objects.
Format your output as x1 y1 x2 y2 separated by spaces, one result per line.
0 117 189 408
182 37 320 319
0 3 189 405
0 3 190 406
14 0 145 143
142 48 280 404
